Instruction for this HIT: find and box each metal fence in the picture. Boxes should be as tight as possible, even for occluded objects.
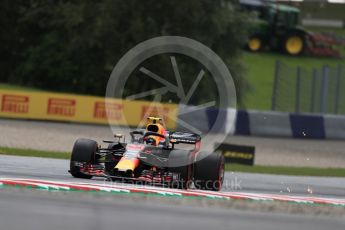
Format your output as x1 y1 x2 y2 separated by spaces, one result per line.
271 60 345 114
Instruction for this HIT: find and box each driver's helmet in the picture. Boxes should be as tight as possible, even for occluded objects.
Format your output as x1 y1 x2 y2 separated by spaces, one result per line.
144 117 167 146
145 137 156 146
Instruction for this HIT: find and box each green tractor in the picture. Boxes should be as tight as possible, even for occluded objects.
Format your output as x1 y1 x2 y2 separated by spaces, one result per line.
240 0 344 57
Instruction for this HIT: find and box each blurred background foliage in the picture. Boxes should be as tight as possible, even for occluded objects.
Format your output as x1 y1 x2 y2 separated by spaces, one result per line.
0 0 250 106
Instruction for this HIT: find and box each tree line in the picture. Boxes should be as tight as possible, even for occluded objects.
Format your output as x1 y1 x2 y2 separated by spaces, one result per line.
0 0 250 106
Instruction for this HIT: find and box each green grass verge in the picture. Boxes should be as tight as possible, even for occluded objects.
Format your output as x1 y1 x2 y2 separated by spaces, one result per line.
1 146 344 177
226 163 345 177
0 83 43 92
241 51 344 110
0 146 70 159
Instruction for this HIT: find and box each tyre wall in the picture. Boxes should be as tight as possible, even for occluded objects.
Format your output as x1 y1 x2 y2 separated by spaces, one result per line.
176 107 345 140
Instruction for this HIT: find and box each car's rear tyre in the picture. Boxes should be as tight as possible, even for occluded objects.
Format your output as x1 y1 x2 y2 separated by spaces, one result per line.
193 151 225 191
168 150 193 189
70 138 98 179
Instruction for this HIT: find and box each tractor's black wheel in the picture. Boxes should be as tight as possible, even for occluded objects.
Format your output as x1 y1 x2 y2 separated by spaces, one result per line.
168 150 193 189
193 151 225 191
282 33 305 56
69 138 98 179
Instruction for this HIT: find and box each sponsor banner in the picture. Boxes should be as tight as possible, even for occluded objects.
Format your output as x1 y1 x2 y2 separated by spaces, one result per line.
0 90 178 129
118 99 177 129
215 143 255 165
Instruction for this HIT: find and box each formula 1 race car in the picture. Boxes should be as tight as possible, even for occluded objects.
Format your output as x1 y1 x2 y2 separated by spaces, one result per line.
69 117 225 191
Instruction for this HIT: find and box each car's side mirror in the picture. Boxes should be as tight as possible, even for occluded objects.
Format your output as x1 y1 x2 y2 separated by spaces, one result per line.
169 139 179 149
114 134 124 143
170 139 179 144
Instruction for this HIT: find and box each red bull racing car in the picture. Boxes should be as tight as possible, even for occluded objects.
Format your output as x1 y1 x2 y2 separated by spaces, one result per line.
69 117 225 191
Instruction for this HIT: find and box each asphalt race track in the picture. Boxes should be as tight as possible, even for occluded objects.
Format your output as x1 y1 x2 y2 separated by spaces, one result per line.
1 155 345 230
0 119 345 229
1 155 345 198
1 188 345 230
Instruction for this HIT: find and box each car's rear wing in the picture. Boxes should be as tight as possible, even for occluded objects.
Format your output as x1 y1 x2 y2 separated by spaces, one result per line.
169 132 201 144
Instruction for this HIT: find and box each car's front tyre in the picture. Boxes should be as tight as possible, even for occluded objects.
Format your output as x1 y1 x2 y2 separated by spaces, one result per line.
69 138 98 179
